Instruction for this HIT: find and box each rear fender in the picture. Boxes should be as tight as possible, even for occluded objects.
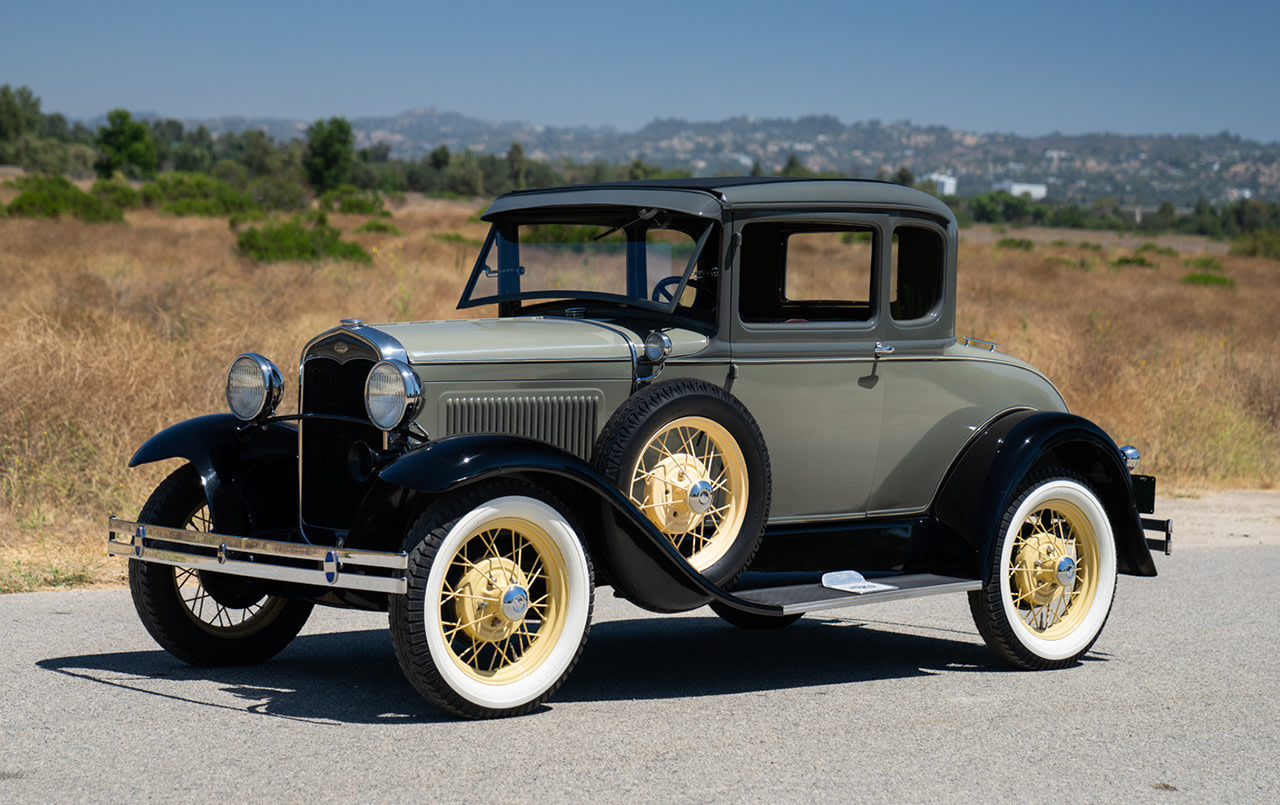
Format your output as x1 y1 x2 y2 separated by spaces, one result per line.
129 414 298 537
934 410 1155 582
348 434 771 613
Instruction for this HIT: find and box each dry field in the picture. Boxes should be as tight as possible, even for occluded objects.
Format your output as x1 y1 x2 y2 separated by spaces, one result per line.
1 198 1277 592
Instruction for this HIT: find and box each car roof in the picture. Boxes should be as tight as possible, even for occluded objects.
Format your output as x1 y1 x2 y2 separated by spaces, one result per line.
482 177 956 223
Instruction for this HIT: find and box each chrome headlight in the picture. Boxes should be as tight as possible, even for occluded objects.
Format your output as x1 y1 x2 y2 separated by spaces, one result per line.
644 331 673 362
226 353 283 421
365 359 423 431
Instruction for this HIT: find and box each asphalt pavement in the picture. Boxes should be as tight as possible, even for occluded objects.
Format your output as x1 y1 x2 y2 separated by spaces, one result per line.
2 500 1277 803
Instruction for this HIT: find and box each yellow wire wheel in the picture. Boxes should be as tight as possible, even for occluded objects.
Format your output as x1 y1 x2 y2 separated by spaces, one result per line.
971 471 1117 669
591 378 771 607
391 481 593 719
629 415 749 570
436 515 570 685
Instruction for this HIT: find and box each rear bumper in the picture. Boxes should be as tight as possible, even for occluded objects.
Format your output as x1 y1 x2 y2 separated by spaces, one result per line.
107 517 407 595
1141 517 1173 556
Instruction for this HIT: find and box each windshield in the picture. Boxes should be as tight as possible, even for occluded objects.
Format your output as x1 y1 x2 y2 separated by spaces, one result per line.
458 209 717 315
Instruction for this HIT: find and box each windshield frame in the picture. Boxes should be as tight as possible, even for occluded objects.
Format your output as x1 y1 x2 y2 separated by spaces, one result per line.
456 210 717 316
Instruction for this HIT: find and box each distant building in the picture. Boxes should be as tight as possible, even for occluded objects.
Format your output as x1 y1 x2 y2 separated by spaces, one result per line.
994 180 1048 201
927 172 957 196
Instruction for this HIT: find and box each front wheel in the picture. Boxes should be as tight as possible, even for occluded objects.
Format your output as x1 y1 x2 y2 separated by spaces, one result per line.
128 464 313 666
969 470 1117 669
389 480 594 719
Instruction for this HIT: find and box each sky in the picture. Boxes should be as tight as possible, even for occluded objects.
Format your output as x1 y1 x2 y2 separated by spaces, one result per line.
3 0 1278 142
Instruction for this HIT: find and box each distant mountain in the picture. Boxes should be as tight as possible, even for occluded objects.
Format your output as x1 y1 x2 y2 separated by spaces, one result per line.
184 109 1280 205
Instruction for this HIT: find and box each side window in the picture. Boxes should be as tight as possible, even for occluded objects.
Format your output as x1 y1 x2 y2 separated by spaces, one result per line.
890 226 944 322
739 223 876 323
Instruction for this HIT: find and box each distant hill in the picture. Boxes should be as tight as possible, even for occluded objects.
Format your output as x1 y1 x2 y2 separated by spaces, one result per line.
173 109 1280 205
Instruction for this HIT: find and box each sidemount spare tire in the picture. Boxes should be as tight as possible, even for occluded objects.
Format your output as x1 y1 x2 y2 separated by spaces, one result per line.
591 377 771 612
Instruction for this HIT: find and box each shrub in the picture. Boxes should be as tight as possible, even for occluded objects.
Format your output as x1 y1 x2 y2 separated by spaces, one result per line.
995 237 1034 251
1112 255 1157 268
1136 242 1179 257
1230 228 1280 260
354 219 402 235
141 172 259 217
1185 256 1225 272
1079 242 1103 251
248 174 309 212
91 179 142 209
1181 272 1236 288
5 175 123 222
228 210 267 229
318 184 385 215
237 216 372 264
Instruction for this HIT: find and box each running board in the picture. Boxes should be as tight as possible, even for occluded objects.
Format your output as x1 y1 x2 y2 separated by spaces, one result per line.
732 574 982 616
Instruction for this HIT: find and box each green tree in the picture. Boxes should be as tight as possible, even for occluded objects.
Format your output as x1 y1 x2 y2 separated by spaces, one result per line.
303 117 354 193
891 166 915 186
428 144 451 171
93 109 159 179
445 152 484 196
0 84 42 143
506 142 527 190
779 153 810 177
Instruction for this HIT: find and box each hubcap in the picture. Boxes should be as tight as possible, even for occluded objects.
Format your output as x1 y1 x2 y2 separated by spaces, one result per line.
643 453 713 534
453 556 531 643
1055 556 1078 587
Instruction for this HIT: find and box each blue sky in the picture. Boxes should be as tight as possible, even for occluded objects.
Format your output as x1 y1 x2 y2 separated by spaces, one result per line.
3 0 1277 142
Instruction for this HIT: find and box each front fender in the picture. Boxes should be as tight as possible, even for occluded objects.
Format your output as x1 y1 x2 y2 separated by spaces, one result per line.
934 410 1155 582
348 434 778 614
129 414 298 537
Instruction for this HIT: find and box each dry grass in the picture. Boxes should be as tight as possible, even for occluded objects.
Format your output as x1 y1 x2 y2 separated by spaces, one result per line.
1 203 1276 591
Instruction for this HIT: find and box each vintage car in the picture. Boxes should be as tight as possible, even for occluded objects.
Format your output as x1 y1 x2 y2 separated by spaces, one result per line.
108 178 1172 719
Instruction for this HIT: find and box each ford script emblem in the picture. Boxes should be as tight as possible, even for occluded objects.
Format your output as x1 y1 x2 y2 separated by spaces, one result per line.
334 342 349 354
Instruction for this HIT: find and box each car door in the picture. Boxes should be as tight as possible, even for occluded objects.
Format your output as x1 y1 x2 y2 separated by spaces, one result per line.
726 212 888 521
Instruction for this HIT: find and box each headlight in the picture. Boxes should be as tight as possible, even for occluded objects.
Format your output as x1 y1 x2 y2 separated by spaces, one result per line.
644 331 673 362
365 359 423 431
226 353 283 421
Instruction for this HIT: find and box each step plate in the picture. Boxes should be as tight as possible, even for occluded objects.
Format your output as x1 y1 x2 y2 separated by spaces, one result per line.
733 574 981 616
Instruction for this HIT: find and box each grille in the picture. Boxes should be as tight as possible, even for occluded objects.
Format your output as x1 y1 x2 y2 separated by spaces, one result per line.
300 354 381 530
443 392 602 459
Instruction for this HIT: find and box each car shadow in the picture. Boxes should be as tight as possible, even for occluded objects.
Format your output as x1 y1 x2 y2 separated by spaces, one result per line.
36 613 1039 723
557 613 1006 703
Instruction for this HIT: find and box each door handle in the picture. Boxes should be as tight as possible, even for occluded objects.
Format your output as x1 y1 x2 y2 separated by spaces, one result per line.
874 342 895 359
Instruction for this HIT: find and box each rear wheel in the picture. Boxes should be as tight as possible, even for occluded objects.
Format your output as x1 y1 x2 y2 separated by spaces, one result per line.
128 464 313 666
969 470 1117 669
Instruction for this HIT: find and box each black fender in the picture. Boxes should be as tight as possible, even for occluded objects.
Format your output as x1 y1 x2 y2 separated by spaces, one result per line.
347 434 779 615
129 414 299 538
933 409 1157 583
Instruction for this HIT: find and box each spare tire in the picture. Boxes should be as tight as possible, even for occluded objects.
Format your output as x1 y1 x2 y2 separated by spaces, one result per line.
591 378 771 600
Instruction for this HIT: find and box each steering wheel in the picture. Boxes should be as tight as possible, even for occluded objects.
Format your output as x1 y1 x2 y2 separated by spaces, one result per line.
651 276 685 303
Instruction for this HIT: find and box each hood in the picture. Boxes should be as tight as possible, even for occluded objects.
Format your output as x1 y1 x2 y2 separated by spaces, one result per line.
371 317 634 364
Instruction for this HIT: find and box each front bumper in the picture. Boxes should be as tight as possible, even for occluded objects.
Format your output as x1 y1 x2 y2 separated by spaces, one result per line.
107 517 408 595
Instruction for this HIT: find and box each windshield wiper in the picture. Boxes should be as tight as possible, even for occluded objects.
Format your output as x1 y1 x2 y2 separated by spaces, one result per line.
592 208 658 241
